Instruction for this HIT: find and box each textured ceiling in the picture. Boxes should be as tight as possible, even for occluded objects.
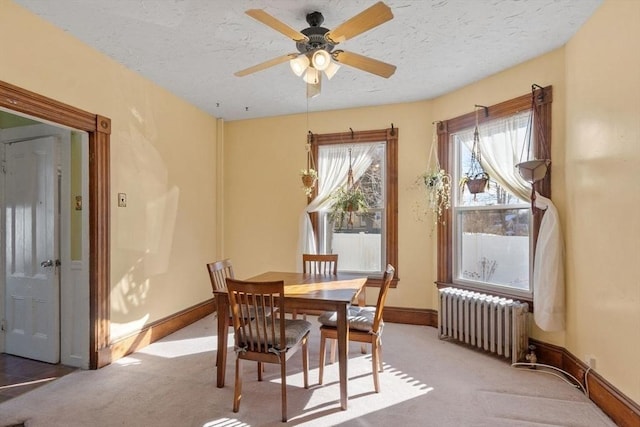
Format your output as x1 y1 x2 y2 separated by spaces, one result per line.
15 0 602 121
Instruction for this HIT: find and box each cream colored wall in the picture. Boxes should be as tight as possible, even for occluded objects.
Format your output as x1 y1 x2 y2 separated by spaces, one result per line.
564 0 640 403
1 0 219 340
225 101 436 308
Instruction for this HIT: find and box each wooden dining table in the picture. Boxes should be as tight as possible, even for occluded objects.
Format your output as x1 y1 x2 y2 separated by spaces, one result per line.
213 271 368 410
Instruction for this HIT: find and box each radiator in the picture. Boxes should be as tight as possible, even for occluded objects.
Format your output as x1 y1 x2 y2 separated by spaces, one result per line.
438 287 529 363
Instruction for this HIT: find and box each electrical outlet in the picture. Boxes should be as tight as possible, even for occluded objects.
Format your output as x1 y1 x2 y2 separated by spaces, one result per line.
585 354 596 369
118 192 127 207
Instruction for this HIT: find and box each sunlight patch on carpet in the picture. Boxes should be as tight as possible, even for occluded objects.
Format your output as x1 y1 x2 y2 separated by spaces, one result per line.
203 418 249 427
137 335 220 358
290 354 434 424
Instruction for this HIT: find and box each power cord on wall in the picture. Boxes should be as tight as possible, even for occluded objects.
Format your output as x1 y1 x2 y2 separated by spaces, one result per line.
584 366 592 398
511 362 588 397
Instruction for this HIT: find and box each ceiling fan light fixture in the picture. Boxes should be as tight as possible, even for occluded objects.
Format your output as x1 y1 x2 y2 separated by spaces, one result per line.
311 49 331 71
323 61 341 80
236 3 396 96
303 67 320 84
289 55 310 76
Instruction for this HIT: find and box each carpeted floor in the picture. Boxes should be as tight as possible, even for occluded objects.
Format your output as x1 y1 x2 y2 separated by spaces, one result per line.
0 314 615 426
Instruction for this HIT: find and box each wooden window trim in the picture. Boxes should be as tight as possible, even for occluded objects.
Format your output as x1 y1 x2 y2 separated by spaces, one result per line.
0 79 111 369
310 127 398 287
436 86 553 303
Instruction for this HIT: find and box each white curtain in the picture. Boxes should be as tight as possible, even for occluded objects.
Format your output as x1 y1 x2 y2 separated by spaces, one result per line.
533 192 565 331
458 111 531 201
297 143 378 266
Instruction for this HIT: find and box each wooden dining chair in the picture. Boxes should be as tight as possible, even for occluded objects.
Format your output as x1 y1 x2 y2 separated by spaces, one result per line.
317 264 395 393
302 253 338 275
226 277 311 422
206 259 264 375
207 258 234 288
206 258 235 317
292 254 339 320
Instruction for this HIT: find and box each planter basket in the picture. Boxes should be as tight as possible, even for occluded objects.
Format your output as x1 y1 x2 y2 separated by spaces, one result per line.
516 159 551 184
301 174 316 188
466 178 488 194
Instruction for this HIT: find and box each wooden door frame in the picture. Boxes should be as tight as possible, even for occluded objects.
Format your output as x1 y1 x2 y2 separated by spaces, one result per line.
0 80 110 369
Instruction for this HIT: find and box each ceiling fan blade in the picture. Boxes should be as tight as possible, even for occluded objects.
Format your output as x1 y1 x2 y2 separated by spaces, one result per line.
332 50 396 78
325 2 393 44
234 53 298 77
245 9 309 43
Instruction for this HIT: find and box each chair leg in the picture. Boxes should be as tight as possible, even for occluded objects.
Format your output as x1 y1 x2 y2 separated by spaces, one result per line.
302 335 309 389
280 360 288 422
257 362 263 381
329 338 337 364
378 338 384 372
371 340 380 393
318 332 326 385
233 357 243 412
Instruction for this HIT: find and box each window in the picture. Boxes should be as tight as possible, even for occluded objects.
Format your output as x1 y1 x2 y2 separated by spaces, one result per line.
437 88 552 301
308 128 398 285
453 112 531 296
318 142 385 272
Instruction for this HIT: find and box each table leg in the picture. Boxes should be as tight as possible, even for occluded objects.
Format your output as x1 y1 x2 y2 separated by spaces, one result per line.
216 294 229 388
337 302 349 410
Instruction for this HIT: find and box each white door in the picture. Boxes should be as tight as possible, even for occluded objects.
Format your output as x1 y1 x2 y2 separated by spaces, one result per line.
4 136 60 363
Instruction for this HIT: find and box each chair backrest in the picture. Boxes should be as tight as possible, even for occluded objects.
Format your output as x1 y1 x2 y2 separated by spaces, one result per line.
206 259 234 292
371 264 395 334
302 253 338 275
226 278 285 353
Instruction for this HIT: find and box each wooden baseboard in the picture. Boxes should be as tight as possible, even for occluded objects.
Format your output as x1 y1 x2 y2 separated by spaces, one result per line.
383 306 437 326
104 299 215 365
531 339 640 427
104 302 429 367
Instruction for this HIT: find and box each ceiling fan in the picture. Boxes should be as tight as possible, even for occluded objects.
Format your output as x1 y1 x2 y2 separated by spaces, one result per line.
234 1 396 97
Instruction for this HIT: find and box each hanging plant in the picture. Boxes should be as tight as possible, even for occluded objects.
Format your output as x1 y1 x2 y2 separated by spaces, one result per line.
329 185 368 230
460 106 489 196
416 121 451 226
300 168 317 197
300 132 318 197
418 169 451 224
329 148 368 230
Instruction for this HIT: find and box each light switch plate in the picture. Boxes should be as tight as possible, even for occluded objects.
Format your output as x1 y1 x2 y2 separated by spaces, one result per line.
118 193 127 207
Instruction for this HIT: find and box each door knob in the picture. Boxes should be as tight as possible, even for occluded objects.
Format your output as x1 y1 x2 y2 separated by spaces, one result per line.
40 259 54 267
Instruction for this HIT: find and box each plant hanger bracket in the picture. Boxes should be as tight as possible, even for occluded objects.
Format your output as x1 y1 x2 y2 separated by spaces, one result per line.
428 121 441 172
516 83 551 186
346 147 354 188
462 105 489 196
